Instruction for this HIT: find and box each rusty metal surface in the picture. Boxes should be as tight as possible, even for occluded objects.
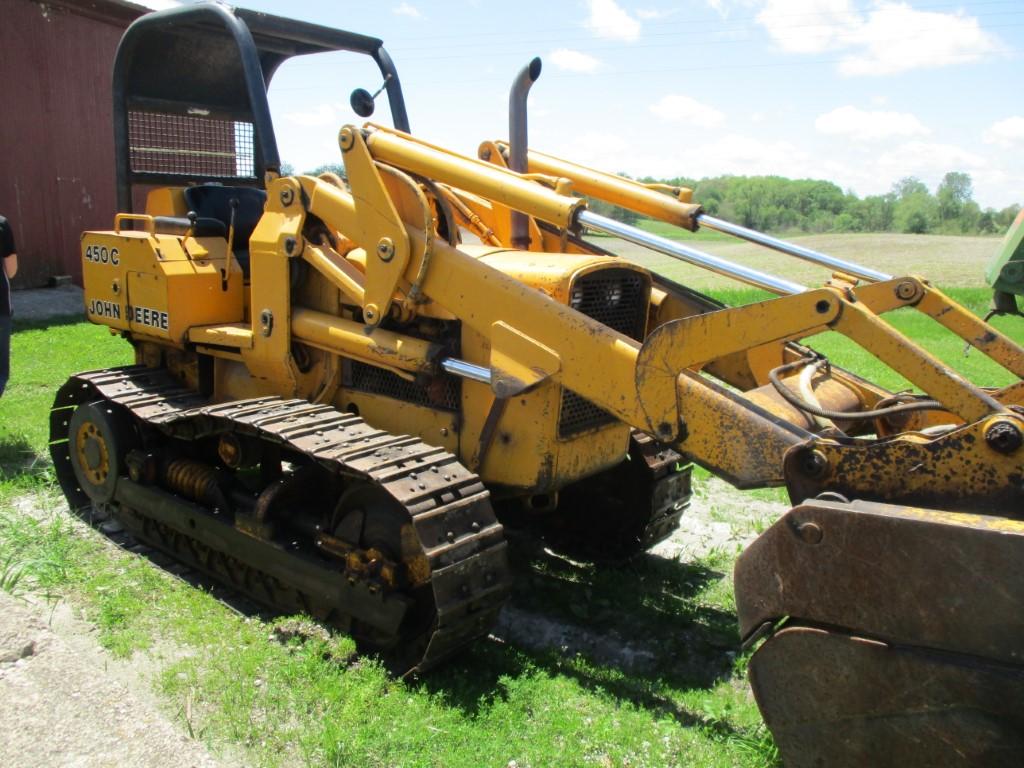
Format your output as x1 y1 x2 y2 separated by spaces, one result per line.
785 416 1024 516
735 498 1024 662
749 625 1024 768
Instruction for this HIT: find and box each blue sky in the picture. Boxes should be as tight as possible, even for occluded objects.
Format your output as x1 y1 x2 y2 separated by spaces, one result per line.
167 1 1024 208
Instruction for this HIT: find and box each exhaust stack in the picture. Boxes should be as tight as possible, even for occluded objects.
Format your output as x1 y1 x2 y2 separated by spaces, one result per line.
509 57 542 249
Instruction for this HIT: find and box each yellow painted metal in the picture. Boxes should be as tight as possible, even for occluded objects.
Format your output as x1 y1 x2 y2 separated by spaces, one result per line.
636 290 842 439
291 307 438 374
364 126 583 230
832 298 1003 423
853 276 1024 380
189 323 254 350
507 145 702 231
489 321 561 397
338 390 460 455
244 176 305 388
301 243 366 306
787 413 1024 511
78 135 1022 517
81 231 243 344
916 283 1024 378
677 370 810 488
337 127 412 326
143 187 187 217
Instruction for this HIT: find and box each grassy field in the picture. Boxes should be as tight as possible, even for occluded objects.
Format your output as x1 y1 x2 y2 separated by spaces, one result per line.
1 230 1021 767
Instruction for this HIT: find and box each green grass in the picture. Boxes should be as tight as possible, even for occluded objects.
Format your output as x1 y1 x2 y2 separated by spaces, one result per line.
1 255 1019 766
0 317 132 498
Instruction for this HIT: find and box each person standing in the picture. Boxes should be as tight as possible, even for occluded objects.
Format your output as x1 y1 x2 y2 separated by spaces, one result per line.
0 216 18 397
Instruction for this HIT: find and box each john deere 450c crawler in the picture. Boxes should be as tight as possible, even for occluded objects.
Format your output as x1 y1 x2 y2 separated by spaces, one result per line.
52 5 1024 765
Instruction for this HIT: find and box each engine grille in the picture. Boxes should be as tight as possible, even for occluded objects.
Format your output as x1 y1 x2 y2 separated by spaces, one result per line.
567 268 648 339
347 360 460 412
128 110 255 179
559 268 649 438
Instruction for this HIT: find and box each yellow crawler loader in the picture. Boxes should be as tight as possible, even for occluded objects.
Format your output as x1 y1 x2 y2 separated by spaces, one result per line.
51 5 1024 765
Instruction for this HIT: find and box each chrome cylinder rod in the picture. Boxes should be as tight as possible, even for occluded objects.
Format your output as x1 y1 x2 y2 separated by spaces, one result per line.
697 214 892 283
441 357 492 384
578 210 807 295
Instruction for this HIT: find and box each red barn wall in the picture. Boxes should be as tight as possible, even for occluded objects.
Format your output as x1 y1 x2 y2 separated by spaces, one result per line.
0 0 142 288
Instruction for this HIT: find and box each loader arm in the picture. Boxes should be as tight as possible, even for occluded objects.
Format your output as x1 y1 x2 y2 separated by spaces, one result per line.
262 124 1024 766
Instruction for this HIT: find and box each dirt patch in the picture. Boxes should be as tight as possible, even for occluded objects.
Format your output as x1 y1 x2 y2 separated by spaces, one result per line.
0 590 225 768
653 477 786 562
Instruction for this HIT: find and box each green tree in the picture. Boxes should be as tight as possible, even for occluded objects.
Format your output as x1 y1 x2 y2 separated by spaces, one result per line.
936 171 973 225
895 191 937 234
893 177 928 200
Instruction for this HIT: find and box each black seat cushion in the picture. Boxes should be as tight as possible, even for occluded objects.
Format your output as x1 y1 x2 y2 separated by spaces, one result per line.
182 185 267 276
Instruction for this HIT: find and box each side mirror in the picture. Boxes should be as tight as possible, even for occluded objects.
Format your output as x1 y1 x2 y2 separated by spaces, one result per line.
350 88 375 118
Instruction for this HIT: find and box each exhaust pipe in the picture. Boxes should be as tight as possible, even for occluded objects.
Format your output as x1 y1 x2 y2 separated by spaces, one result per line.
509 57 542 249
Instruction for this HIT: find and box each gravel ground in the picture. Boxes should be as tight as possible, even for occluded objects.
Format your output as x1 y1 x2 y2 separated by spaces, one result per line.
11 284 85 323
0 589 227 768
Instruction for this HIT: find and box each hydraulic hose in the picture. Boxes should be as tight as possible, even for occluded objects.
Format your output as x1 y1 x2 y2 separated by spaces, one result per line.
768 357 944 422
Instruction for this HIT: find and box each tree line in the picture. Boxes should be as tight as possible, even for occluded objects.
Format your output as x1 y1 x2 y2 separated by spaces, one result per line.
588 171 1020 237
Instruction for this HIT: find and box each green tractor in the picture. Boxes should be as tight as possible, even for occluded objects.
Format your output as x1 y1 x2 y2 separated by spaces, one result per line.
987 210 1024 317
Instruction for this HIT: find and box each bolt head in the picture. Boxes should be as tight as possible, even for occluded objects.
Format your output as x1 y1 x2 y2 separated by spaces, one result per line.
895 281 917 301
795 521 823 545
800 449 829 478
377 238 395 262
339 127 355 152
279 187 294 206
986 420 1023 454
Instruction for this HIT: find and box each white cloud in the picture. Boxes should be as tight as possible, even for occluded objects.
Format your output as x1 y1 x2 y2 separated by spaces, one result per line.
585 0 641 42
757 0 860 54
756 0 999 76
984 117 1024 148
685 134 815 179
636 8 675 20
392 2 421 18
815 105 930 142
549 48 601 73
649 94 724 128
284 104 339 127
874 141 987 185
841 4 998 76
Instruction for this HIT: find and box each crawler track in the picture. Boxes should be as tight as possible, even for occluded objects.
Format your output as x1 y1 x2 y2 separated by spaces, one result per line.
50 365 512 672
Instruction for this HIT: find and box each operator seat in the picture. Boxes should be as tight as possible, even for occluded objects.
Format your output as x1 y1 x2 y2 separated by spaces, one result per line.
183 185 268 278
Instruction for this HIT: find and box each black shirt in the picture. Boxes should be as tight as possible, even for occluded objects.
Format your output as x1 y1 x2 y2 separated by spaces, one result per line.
0 216 15 317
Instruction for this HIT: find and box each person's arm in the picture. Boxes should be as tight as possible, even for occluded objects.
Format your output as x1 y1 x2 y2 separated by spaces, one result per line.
0 220 16 279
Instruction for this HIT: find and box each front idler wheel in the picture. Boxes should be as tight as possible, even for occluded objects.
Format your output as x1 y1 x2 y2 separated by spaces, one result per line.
68 401 136 505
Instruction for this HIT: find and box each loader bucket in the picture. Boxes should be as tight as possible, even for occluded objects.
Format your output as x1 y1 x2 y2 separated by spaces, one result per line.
735 498 1024 767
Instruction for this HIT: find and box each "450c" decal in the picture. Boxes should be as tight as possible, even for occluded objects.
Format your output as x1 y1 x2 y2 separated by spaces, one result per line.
84 245 120 266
